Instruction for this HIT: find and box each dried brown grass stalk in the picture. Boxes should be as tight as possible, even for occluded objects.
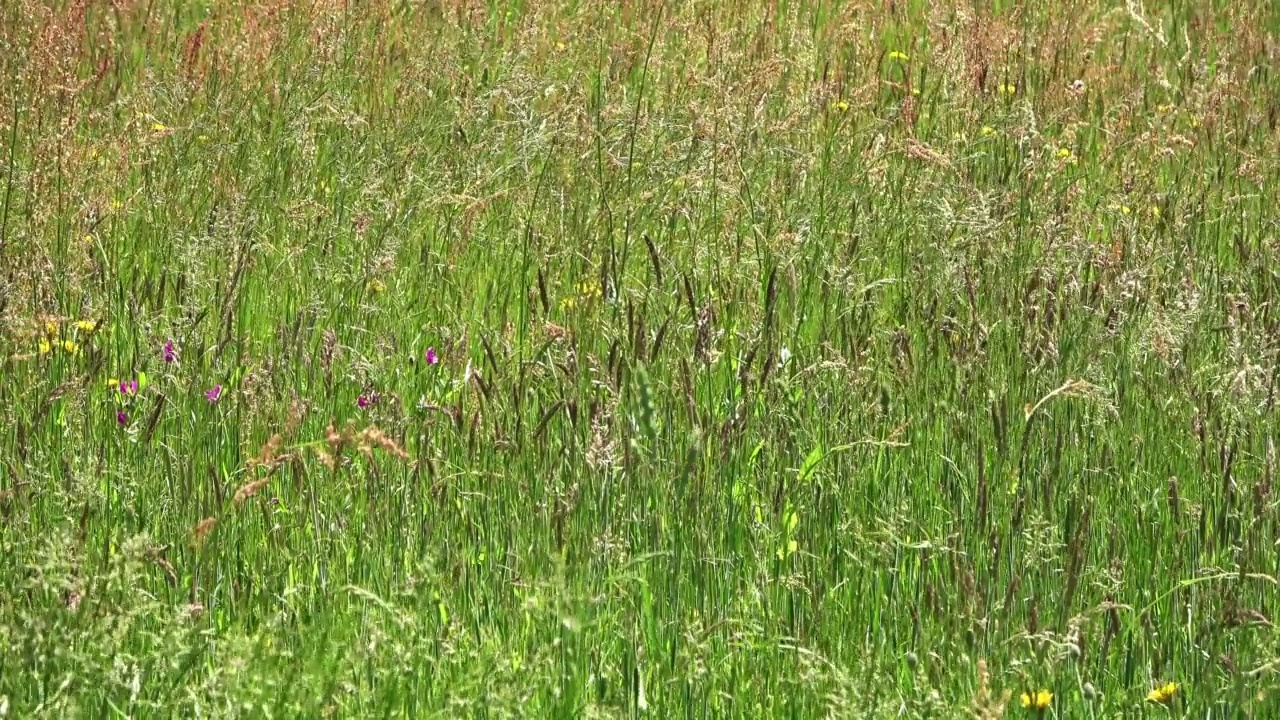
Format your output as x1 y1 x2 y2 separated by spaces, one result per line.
970 658 1009 719
314 422 410 469
192 516 218 544
247 433 287 472
233 479 270 507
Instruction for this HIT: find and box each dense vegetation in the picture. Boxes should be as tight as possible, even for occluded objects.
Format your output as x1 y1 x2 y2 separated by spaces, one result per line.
2 0 1279 716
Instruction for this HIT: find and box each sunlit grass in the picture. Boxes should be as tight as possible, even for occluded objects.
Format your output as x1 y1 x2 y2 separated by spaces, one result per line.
1 0 1278 716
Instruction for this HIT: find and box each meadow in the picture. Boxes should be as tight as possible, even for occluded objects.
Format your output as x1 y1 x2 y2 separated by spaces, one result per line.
2 0 1279 716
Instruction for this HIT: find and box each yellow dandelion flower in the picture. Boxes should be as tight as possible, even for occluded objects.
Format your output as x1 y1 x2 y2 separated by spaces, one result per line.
45 320 59 338
75 319 97 332
62 340 79 355
999 83 1016 95
1150 205 1161 217
368 279 386 294
1020 689 1052 710
1147 682 1178 704
151 122 168 133
1121 205 1132 215
833 100 849 112
1056 147 1072 159
197 135 210 142
38 338 52 355
555 41 566 52
888 50 909 62
981 126 995 137
108 378 120 388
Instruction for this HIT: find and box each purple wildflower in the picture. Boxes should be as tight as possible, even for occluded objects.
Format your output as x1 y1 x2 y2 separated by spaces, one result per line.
118 379 138 396
425 346 439 365
205 385 222 403
357 394 372 409
162 340 177 363
116 410 128 426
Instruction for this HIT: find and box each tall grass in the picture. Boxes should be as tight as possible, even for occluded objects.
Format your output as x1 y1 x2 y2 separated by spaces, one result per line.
1 0 1278 716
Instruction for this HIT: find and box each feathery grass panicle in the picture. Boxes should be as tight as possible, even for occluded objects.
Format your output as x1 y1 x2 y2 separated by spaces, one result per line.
232 479 271 507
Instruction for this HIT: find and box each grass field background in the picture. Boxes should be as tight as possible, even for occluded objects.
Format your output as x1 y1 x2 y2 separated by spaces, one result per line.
2 0 1279 716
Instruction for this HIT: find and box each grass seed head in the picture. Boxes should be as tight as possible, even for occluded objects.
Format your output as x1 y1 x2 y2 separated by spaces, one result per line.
192 517 218 545
233 479 271 507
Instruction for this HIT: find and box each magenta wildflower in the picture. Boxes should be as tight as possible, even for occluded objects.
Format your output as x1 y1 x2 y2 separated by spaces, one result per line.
118 379 138 396
116 410 128 426
204 385 222 403
162 340 177 363
357 394 372 409
425 346 439 365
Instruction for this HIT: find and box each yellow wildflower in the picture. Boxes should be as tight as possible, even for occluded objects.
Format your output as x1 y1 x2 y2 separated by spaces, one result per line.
1056 147 1072 159
38 338 51 355
1020 689 1052 710
999 83 1016 96
1147 682 1178 704
1151 205 1161 217
62 340 79 355
45 320 59 338
368 279 386 294
981 126 995 137
833 100 849 112
888 50 909 62
75 319 97 332
151 122 168 133
555 42 566 52
1121 205 1132 215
